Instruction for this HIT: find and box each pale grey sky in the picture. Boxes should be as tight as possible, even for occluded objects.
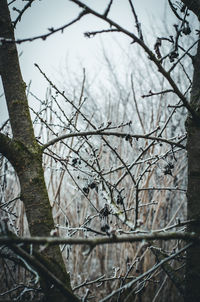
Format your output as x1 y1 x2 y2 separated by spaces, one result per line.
0 0 179 124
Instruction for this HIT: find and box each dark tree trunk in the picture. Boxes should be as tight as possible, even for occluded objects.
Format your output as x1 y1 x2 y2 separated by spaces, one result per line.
185 40 200 301
179 1 200 300
0 1 79 301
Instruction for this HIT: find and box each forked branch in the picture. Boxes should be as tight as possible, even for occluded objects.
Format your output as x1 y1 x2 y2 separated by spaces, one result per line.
69 0 200 122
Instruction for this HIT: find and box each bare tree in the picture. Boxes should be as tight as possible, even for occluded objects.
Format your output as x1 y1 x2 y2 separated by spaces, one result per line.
0 1 78 301
0 0 200 301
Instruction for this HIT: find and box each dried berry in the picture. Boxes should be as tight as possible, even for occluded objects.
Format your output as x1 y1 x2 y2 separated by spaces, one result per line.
89 182 97 189
72 158 78 166
72 158 81 166
169 51 179 62
164 163 174 176
117 194 123 205
168 163 174 169
125 134 131 141
182 24 191 35
101 224 110 233
83 187 89 195
100 204 110 217
154 37 162 59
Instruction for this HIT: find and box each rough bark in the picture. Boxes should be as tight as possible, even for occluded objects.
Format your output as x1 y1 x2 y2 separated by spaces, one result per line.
184 40 200 301
180 1 200 300
179 0 200 299
0 1 79 301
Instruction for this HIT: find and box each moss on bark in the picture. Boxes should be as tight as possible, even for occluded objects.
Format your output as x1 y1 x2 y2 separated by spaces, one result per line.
0 1 79 300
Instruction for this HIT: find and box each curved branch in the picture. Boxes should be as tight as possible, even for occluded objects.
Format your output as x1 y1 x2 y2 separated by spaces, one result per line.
1 10 88 44
41 130 186 151
70 0 200 123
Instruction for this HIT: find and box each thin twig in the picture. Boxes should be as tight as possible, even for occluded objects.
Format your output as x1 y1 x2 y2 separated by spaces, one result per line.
1 10 88 43
99 243 192 302
128 0 143 40
69 0 199 122
13 0 35 27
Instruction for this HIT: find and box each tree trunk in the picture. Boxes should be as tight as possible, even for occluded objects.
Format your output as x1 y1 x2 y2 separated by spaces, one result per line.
185 36 200 301
0 1 79 301
179 2 200 300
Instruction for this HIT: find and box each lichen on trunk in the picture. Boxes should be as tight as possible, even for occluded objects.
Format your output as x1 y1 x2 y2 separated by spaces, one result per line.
0 0 79 300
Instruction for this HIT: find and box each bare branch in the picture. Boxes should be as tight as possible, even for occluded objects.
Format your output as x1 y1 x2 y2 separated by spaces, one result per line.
13 0 35 27
0 232 198 246
181 0 200 20
0 196 21 209
104 0 113 17
41 130 186 151
142 89 174 98
131 75 145 133
70 0 200 122
0 132 19 165
138 187 186 192
128 0 143 41
0 119 9 131
84 28 119 38
1 10 88 44
8 244 80 302
168 0 187 22
99 243 192 302
169 38 200 73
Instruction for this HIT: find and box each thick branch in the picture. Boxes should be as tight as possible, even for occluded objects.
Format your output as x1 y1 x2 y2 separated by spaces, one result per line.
0 132 18 165
0 232 199 246
42 130 185 151
9 244 80 302
0 3 77 300
0 0 36 146
185 35 200 302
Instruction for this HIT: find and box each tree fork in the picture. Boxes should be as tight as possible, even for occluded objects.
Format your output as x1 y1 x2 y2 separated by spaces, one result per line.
0 0 79 300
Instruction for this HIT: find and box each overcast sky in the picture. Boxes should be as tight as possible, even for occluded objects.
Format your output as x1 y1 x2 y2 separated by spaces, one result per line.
0 0 179 124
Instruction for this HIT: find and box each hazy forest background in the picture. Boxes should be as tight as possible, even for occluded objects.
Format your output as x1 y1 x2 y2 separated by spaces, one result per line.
0 0 200 301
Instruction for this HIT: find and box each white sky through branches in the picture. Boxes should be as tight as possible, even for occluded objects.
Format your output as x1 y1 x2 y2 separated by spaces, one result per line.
0 0 176 123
